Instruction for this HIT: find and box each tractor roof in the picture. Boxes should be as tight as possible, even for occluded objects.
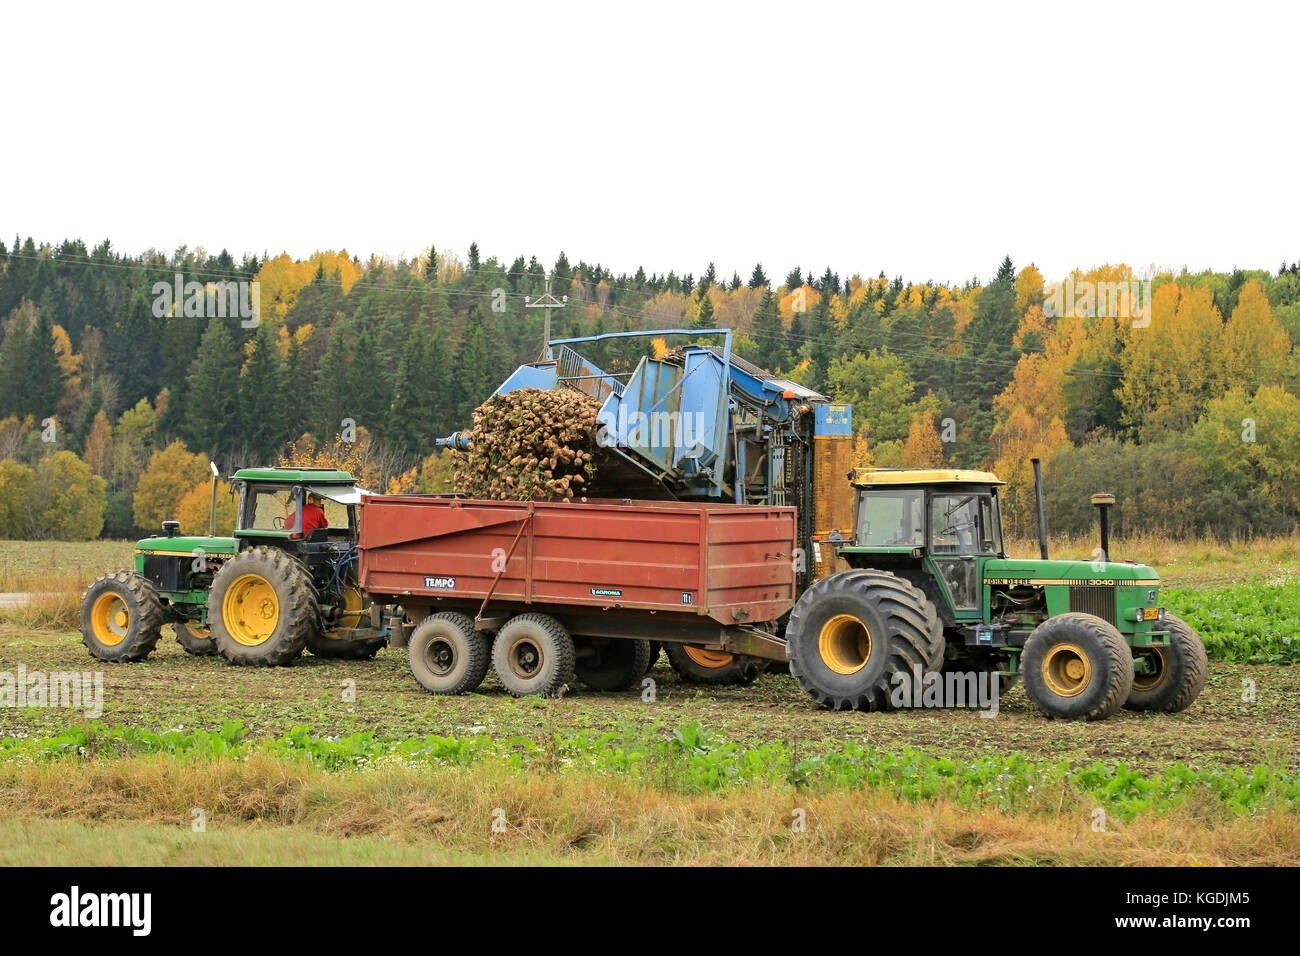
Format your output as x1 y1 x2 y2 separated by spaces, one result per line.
851 467 1005 488
232 467 355 483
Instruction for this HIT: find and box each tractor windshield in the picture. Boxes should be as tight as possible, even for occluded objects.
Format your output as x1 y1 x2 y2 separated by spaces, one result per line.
929 493 1002 555
856 489 925 547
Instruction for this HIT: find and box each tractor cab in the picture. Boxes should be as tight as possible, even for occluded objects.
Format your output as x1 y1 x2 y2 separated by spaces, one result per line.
844 468 1008 625
231 468 364 549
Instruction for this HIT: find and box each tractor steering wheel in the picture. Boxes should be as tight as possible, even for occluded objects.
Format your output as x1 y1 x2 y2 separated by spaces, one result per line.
273 515 285 529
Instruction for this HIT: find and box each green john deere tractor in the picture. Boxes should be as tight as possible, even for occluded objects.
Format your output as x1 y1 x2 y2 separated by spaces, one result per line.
785 466 1208 720
80 466 390 666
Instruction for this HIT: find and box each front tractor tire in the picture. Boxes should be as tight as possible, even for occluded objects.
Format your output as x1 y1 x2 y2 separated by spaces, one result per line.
208 547 317 666
1022 612 1134 721
80 571 164 662
1125 613 1208 713
407 612 490 695
664 644 760 686
785 570 945 711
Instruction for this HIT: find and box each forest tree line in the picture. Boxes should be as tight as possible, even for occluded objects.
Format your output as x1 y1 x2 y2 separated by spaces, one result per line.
1 234 1299 541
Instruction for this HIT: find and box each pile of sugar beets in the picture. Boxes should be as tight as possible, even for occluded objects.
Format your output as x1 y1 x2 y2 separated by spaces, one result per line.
450 385 764 687
452 387 601 501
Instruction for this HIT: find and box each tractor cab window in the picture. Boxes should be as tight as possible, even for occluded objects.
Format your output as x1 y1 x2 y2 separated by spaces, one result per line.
929 493 1000 556
856 489 925 547
246 486 299 531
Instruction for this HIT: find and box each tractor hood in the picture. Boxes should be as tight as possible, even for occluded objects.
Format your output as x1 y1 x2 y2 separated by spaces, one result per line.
983 558 1159 586
136 535 237 556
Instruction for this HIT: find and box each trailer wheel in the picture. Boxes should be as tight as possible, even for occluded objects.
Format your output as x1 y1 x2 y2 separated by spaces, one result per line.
645 641 662 674
208 547 315 666
408 612 490 695
1124 614 1207 713
665 644 760 686
1022 612 1134 721
492 613 575 697
575 638 652 691
80 571 164 662
174 620 217 656
785 569 944 711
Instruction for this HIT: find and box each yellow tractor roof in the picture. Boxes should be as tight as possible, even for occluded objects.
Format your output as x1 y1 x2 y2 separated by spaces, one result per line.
851 467 1005 487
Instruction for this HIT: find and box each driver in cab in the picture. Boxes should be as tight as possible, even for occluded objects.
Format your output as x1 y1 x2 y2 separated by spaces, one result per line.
287 492 328 536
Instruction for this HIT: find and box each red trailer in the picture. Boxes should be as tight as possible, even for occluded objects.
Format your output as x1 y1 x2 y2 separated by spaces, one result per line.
358 495 796 697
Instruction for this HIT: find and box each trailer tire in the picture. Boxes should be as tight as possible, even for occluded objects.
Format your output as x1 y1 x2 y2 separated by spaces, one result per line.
208 547 315 666
408 612 490 695
1022 612 1134 721
81 571 164 662
575 638 652 691
645 641 662 674
492 613 575 697
665 644 761 686
1124 614 1207 713
785 569 944 711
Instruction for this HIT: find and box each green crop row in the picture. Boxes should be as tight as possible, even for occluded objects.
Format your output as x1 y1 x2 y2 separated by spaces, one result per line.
1 720 1295 822
1164 583 1300 663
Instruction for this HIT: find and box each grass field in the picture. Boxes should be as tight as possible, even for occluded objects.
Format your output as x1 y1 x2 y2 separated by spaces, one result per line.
1 535 1297 865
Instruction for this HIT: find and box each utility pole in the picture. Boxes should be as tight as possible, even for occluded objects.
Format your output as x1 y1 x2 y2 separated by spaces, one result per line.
526 274 567 360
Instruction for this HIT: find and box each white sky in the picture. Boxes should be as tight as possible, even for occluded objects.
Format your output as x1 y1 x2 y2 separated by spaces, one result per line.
2 0 1296 286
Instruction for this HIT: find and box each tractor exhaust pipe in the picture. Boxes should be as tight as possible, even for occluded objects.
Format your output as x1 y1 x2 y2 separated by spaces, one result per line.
208 460 220 537
1031 457 1049 560
1091 492 1116 562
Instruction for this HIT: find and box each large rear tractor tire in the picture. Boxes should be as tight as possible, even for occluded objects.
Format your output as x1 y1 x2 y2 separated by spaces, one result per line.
174 620 217 656
785 569 945 711
80 571 164 662
575 638 652 691
664 644 761 686
408 612 490 695
208 548 316 666
1124 613 1208 713
491 613 575 698
1022 612 1134 721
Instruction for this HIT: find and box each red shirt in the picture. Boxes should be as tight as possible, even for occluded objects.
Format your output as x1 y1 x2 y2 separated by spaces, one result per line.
289 503 328 535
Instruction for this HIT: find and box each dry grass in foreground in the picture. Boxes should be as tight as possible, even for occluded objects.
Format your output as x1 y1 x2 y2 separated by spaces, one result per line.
1 756 1296 866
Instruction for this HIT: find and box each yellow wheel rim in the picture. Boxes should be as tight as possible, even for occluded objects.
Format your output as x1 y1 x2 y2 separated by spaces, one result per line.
1042 642 1092 697
336 585 365 631
91 593 130 646
819 613 872 675
683 646 734 668
181 620 211 640
1131 645 1167 691
222 574 280 646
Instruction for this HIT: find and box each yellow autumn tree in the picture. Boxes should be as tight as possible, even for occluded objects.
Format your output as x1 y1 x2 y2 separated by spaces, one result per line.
1014 265 1045 316
902 413 944 467
419 449 458 493
83 410 113 477
133 440 209 531
32 451 106 540
1117 282 1225 440
1222 280 1291 391
254 250 360 324
176 479 237 535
